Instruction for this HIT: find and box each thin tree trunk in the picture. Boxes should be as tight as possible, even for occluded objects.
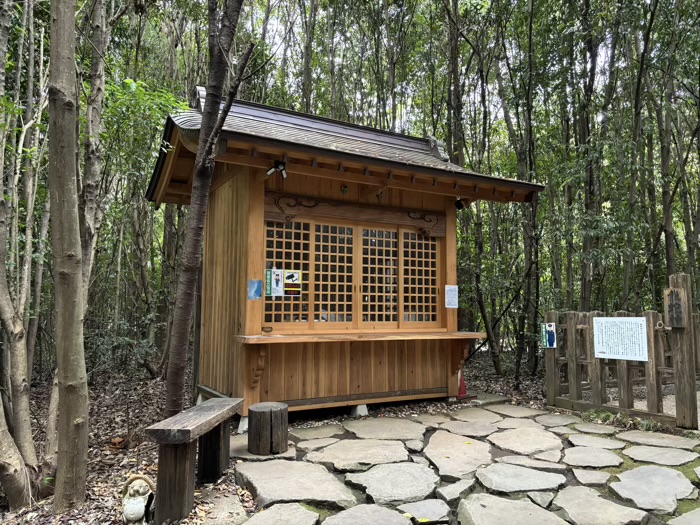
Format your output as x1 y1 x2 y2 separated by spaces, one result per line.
49 0 89 509
164 0 250 417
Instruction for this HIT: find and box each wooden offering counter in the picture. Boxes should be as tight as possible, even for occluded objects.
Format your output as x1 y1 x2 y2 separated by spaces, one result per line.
147 88 543 414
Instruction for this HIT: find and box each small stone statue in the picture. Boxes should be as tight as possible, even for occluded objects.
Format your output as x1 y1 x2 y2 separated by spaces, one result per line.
121 474 155 525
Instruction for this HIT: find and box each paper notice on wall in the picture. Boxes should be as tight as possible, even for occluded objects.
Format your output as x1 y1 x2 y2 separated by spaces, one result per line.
593 317 648 362
445 285 459 309
266 269 284 297
284 270 302 296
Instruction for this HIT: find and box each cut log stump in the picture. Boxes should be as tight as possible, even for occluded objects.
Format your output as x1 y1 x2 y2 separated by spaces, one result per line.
248 402 288 455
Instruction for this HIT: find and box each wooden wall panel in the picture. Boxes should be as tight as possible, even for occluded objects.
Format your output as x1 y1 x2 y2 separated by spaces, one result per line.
248 340 450 410
264 170 449 212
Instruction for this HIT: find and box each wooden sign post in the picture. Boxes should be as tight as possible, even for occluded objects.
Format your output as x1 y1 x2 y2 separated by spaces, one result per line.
665 274 698 429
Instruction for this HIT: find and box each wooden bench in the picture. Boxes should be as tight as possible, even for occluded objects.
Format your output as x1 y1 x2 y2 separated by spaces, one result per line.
145 397 243 524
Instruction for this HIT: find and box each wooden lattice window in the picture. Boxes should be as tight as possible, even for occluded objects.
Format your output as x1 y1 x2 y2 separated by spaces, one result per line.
402 231 439 323
362 229 398 323
314 224 354 323
264 220 310 323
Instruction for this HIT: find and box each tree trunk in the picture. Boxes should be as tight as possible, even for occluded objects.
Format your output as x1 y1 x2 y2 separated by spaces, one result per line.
300 0 318 113
49 0 89 509
164 0 249 417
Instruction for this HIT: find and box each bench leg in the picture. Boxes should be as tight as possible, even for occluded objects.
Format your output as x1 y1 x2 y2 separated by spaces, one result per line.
197 419 231 484
155 442 196 524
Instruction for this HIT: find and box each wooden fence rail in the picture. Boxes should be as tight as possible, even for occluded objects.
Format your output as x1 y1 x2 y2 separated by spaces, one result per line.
544 273 698 430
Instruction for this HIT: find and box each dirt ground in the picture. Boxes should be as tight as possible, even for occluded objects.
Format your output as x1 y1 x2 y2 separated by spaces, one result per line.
0 351 541 524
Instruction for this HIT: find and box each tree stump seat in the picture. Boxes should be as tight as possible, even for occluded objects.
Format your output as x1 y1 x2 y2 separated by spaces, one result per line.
145 397 243 524
248 402 288 455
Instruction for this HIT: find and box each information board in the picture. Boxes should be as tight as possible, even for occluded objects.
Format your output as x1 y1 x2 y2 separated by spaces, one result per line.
593 317 648 362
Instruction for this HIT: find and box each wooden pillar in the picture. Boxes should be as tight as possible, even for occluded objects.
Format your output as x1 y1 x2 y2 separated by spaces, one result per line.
544 311 559 406
565 312 581 401
644 311 663 413
666 274 698 429
248 402 288 455
614 311 634 409
155 442 196 524
197 419 231 484
586 311 606 405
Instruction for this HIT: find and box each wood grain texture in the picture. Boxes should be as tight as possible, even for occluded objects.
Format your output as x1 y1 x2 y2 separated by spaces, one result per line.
248 402 288 455
236 332 485 344
667 274 698 429
154 442 196 524
144 397 242 444
197 419 230 484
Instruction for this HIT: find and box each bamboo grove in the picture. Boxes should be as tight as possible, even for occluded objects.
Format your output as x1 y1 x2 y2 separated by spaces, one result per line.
0 0 698 508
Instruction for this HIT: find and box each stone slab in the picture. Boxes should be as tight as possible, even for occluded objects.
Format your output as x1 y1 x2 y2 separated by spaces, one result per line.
528 491 555 508
553 486 648 525
306 438 408 471
230 434 296 461
436 477 476 506
622 445 699 466
616 430 700 451
423 430 492 481
471 392 510 406
533 450 562 462
245 503 319 525
610 465 696 514
406 440 424 452
342 418 427 441
411 455 430 467
495 455 567 473
440 420 498 438
495 417 545 430
484 404 548 418
345 462 439 505
235 460 357 509
297 438 339 452
573 423 617 435
289 424 346 441
568 434 626 450
536 414 582 427
397 499 450 522
323 504 410 525
572 469 610 486
550 426 579 435
411 414 451 428
458 493 568 525
669 508 700 525
451 407 503 424
562 447 623 468
476 463 566 493
487 427 563 456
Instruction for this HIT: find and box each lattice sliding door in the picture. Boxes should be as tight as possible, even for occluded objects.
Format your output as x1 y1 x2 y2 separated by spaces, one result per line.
313 223 354 326
263 220 310 325
361 228 398 327
402 231 440 326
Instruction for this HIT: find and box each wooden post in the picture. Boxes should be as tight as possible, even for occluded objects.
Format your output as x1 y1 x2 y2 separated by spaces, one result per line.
666 274 698 429
644 311 663 413
566 312 581 400
614 311 634 409
585 311 606 405
544 311 559 406
694 312 700 374
197 419 231 484
248 402 288 455
155 442 196 525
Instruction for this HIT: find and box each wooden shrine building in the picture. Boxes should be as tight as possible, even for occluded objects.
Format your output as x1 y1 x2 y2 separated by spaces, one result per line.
147 88 543 414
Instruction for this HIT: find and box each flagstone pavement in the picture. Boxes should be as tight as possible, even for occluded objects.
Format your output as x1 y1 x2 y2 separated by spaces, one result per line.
207 399 700 525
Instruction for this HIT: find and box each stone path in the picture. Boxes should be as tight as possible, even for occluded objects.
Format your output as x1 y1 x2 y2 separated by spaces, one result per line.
223 398 700 524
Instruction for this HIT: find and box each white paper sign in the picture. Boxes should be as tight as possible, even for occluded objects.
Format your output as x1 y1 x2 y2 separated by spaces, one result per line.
445 285 458 309
593 317 648 362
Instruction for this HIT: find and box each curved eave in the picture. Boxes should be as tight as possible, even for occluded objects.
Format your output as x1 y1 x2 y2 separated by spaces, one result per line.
145 116 176 202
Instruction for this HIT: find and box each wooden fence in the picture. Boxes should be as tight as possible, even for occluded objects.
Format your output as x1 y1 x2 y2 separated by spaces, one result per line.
545 273 699 429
